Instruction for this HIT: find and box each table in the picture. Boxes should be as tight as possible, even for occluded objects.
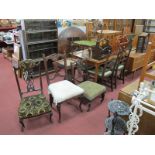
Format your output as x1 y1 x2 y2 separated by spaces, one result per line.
73 40 96 48
97 30 121 35
72 49 116 82
0 26 16 32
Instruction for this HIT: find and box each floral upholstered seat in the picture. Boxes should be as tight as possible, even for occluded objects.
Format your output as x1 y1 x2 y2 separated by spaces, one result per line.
19 94 51 119
13 59 52 131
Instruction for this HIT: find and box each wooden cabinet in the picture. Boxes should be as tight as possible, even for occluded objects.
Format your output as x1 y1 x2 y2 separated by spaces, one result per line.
127 53 146 72
127 50 155 74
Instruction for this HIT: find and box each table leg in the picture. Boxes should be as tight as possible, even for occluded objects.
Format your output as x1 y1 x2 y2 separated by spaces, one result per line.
95 64 99 82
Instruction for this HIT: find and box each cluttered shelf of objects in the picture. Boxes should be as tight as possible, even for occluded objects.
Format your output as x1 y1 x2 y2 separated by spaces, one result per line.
1 19 155 135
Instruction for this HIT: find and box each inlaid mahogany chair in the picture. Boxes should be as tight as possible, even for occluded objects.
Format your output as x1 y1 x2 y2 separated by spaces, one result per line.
43 53 84 122
71 59 106 112
13 59 52 131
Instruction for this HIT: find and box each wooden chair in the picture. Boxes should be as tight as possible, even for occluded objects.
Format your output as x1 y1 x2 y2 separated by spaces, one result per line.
13 59 52 131
71 59 106 112
87 54 116 91
116 35 132 84
43 53 84 122
67 37 81 53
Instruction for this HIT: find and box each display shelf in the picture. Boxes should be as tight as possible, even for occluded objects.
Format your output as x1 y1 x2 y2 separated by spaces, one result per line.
20 19 58 75
29 47 57 52
144 20 155 33
26 29 57 34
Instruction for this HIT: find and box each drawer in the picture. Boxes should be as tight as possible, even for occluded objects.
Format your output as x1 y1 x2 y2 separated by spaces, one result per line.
132 61 144 70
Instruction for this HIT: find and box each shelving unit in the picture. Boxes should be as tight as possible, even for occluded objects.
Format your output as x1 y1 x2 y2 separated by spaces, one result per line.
20 19 58 75
136 32 148 52
144 19 155 33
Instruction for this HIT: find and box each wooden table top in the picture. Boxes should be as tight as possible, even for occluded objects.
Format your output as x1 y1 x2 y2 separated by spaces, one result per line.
97 30 121 34
72 49 116 64
73 40 96 47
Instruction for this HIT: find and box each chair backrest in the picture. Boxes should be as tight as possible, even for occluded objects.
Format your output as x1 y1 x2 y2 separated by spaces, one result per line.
115 35 132 66
66 37 81 56
71 59 89 83
105 49 127 76
13 59 43 99
116 35 129 50
100 54 112 74
42 53 68 85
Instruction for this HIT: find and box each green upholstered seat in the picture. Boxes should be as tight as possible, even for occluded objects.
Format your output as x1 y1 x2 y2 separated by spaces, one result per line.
78 81 106 101
18 94 51 119
73 40 96 47
88 67 112 78
117 64 124 70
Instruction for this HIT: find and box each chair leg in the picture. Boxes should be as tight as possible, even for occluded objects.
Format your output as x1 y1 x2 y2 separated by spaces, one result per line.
108 110 111 117
114 74 117 89
49 112 53 123
101 93 105 103
122 70 125 84
79 101 83 112
19 118 25 132
110 77 113 91
105 128 108 132
49 94 53 107
57 104 61 123
87 103 91 112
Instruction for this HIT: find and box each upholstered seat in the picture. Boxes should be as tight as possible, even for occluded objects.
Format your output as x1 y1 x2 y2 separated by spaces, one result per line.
13 59 52 131
48 80 84 105
117 64 124 70
88 68 112 78
19 94 51 118
71 60 107 112
57 58 76 69
78 81 106 101
43 53 85 122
